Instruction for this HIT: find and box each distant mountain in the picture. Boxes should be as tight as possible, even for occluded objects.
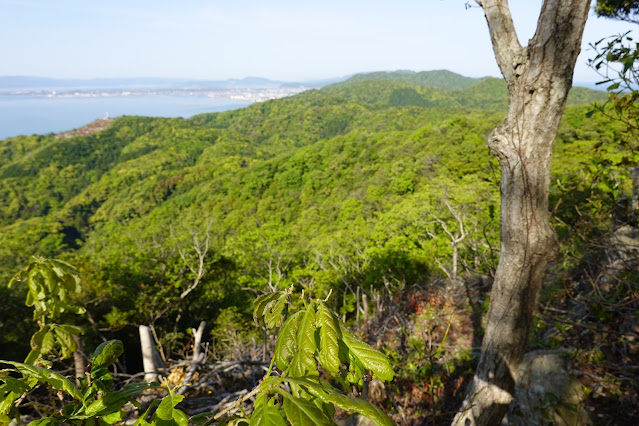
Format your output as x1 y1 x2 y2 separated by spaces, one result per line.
325 73 606 111
1 71 607 96
338 70 482 90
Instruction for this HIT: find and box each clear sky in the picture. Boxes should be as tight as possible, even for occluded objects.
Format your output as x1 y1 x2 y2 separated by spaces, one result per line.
0 0 635 83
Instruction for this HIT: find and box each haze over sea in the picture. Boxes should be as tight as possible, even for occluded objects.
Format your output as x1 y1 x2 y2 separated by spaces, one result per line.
0 94 251 140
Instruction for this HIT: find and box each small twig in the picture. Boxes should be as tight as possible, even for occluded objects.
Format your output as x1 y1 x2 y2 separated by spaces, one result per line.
211 387 259 422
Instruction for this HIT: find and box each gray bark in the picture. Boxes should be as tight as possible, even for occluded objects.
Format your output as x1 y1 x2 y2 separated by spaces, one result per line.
140 325 160 382
453 1 590 424
192 320 206 361
631 165 639 211
72 335 85 387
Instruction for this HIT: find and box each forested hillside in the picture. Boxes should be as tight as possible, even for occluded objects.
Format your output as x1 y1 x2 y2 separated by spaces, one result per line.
1 71 636 423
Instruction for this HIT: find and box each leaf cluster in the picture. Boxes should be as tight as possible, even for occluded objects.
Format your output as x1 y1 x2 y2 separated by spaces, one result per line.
249 290 394 425
0 339 164 425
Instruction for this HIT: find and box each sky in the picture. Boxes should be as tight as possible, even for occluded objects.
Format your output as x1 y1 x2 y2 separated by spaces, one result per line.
0 0 636 83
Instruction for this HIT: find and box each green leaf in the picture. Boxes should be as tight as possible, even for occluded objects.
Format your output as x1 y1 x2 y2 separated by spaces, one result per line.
26 419 58 426
91 340 124 369
290 306 317 377
1 376 32 395
316 304 341 376
55 324 84 336
83 382 151 417
254 292 284 326
276 377 394 426
3 361 82 400
0 390 21 415
265 294 288 329
152 391 188 426
41 331 56 355
341 328 394 382
29 325 51 355
101 410 125 424
53 327 77 359
250 393 286 426
8 267 28 289
132 399 161 426
90 368 114 393
55 300 86 315
279 391 335 426
304 381 393 426
344 349 365 386
275 311 302 371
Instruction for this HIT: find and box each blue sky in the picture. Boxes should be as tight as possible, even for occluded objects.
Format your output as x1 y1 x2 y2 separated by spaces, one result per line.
0 0 635 83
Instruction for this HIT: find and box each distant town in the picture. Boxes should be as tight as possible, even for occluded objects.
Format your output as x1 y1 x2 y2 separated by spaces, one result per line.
1 86 311 103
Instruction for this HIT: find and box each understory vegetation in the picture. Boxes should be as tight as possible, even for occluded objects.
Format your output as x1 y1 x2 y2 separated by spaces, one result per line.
0 70 637 424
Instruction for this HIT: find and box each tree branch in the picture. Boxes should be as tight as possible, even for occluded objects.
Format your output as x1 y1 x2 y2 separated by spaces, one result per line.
528 0 591 84
479 0 524 83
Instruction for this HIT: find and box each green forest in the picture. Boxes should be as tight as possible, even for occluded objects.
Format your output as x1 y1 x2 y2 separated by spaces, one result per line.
1 70 637 424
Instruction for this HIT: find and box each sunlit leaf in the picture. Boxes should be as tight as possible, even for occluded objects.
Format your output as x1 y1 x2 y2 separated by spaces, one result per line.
292 306 317 377
250 393 286 426
253 292 284 326
152 391 188 426
3 361 82 400
340 328 394 382
91 340 124 369
316 304 341 376
275 311 302 371
280 391 335 426
279 377 394 426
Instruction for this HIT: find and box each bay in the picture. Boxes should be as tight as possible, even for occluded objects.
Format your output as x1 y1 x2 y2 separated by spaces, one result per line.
0 94 250 140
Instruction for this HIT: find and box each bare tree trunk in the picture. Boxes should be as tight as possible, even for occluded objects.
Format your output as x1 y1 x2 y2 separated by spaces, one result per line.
356 285 361 327
453 1 590 424
178 321 207 394
631 165 639 211
140 325 160 382
362 291 369 322
73 335 85 387
192 321 206 361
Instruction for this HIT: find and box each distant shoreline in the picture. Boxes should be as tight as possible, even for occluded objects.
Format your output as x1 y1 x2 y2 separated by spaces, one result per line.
0 93 255 140
0 86 310 103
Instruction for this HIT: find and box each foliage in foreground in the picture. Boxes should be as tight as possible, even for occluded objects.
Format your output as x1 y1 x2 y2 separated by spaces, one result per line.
1 258 395 425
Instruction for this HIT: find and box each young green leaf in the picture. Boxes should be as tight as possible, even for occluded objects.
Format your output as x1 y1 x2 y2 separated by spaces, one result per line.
276 377 394 426
265 294 288 329
316 303 341 377
3 361 82 400
275 311 302 371
83 382 151 417
91 340 124 369
253 292 284 326
250 393 287 426
0 390 20 416
341 328 394 382
290 306 317 377
344 349 366 386
151 391 189 426
279 390 336 426
40 331 56 355
101 409 126 424
132 399 161 426
53 326 77 359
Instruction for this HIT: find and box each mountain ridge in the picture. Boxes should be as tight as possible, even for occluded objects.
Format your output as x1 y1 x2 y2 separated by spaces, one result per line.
1 69 606 93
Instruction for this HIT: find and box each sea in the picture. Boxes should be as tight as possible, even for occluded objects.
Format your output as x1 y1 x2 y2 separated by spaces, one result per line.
0 94 251 140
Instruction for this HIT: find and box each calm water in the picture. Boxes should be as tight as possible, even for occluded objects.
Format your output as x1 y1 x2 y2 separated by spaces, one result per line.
0 94 250 140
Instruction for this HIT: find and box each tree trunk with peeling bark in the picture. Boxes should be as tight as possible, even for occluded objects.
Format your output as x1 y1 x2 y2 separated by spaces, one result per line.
453 1 590 424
